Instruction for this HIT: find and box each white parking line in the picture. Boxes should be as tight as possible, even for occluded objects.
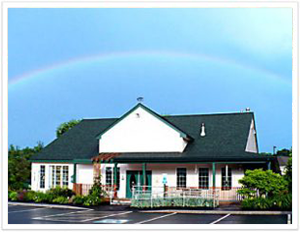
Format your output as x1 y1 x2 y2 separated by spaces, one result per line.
81 211 133 222
32 209 93 220
210 214 231 224
135 212 177 224
8 208 46 213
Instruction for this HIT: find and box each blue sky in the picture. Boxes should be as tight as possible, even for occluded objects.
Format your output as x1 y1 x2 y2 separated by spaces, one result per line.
8 8 292 152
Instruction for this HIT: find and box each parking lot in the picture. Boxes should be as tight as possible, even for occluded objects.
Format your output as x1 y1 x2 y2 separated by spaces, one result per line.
8 204 289 224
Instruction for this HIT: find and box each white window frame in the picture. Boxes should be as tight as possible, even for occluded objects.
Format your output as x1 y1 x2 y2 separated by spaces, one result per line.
50 165 70 188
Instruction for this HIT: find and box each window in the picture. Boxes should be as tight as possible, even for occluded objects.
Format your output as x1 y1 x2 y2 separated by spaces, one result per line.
106 167 120 190
221 167 232 190
51 165 55 187
106 167 112 186
199 168 209 189
177 168 187 188
40 165 45 189
62 166 69 187
50 165 69 188
56 166 61 186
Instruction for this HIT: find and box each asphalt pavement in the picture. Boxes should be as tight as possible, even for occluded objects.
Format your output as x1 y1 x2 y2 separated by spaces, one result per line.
8 204 290 224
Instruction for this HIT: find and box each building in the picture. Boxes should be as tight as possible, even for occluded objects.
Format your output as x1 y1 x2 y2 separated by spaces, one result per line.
30 103 275 202
276 155 290 174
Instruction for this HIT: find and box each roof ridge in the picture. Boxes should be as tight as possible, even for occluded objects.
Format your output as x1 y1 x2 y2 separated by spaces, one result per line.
81 117 118 121
164 112 254 117
81 112 253 121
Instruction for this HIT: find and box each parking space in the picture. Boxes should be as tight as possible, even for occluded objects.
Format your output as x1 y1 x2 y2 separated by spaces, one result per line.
216 214 288 224
8 205 86 224
8 205 290 224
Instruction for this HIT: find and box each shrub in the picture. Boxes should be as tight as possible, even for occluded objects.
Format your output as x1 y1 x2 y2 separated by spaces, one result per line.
270 193 292 210
238 169 288 197
16 190 26 201
9 191 18 201
23 190 36 202
47 187 75 198
72 195 86 205
284 156 292 193
83 194 102 206
241 197 271 210
32 192 47 203
241 194 292 210
52 196 69 204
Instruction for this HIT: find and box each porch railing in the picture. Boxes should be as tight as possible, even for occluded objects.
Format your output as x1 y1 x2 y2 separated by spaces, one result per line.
73 184 244 204
131 185 220 208
73 183 115 198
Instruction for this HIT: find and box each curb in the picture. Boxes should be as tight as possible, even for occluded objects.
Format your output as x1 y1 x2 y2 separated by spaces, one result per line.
8 202 91 210
139 210 292 215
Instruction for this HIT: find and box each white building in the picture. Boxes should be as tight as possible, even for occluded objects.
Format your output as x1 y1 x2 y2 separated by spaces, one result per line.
30 103 275 202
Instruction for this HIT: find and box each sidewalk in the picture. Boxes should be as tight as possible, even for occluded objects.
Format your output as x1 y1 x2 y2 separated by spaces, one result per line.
139 209 292 215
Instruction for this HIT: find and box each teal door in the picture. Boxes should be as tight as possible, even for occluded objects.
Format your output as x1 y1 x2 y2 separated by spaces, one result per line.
126 170 152 198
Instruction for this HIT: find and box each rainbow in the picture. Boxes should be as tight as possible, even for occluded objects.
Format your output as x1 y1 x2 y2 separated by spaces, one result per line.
8 50 291 88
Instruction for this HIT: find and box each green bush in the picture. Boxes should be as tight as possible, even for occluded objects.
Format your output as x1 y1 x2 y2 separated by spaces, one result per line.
9 191 18 201
238 169 288 197
16 190 27 201
23 191 36 202
72 195 86 205
131 196 215 208
241 194 292 210
238 169 291 210
32 192 47 203
47 187 75 198
83 194 102 206
8 185 108 207
52 196 69 204
270 193 292 210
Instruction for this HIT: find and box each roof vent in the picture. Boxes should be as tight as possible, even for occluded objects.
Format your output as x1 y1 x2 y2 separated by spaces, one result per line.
245 107 251 112
200 123 206 137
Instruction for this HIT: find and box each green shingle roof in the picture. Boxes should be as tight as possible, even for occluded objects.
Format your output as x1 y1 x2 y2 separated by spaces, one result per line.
30 109 273 163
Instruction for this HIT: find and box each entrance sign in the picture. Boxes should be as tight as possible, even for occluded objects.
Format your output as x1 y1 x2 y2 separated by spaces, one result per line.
162 173 168 185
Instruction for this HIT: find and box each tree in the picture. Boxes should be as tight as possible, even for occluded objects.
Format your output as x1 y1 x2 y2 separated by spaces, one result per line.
238 169 288 198
56 119 81 138
276 148 292 156
284 154 292 192
8 142 43 190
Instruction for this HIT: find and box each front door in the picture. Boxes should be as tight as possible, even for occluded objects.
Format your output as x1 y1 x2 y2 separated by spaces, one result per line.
126 170 152 198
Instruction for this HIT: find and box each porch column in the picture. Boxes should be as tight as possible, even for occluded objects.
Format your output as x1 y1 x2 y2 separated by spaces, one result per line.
93 162 101 182
212 162 216 207
113 163 118 198
72 163 77 192
212 162 216 189
142 163 147 190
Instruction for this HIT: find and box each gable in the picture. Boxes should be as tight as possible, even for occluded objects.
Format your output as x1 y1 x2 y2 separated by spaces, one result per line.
99 104 189 153
245 119 258 153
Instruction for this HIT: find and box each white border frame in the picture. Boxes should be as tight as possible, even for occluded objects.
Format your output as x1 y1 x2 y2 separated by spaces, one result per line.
1 1 298 230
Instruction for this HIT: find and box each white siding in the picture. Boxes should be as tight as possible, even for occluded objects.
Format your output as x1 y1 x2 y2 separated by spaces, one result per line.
99 106 188 153
77 164 94 184
245 119 258 153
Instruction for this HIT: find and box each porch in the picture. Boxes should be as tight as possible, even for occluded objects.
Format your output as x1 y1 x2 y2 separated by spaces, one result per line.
70 153 274 207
